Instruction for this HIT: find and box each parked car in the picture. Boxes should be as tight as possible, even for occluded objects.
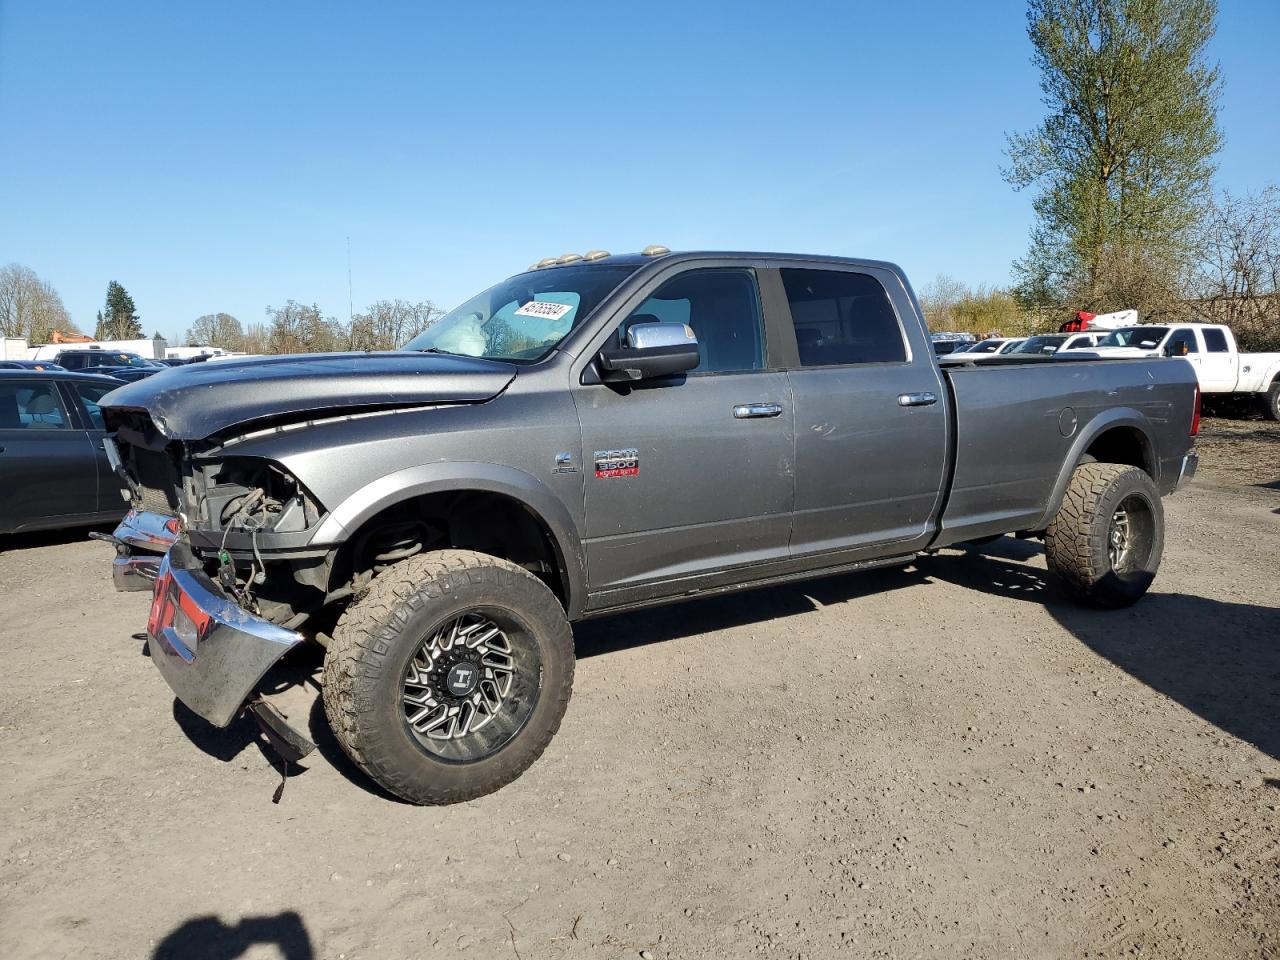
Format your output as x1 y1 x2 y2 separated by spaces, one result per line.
100 248 1199 804
995 337 1026 354
0 370 130 534
53 349 164 383
960 338 1017 354
1007 334 1073 355
0 359 65 371
1090 324 1280 419
1056 332 1104 351
931 333 976 355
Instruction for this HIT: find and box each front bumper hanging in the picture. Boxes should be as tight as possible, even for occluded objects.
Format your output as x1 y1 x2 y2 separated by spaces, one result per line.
145 542 305 727
107 509 183 591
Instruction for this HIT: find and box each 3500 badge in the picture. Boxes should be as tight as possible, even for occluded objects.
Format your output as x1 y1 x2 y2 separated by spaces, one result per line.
594 449 639 478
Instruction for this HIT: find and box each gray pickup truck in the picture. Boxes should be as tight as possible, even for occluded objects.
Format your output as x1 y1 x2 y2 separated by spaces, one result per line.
100 249 1200 804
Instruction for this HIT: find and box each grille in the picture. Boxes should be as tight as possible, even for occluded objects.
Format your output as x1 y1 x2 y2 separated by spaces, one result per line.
124 443 182 516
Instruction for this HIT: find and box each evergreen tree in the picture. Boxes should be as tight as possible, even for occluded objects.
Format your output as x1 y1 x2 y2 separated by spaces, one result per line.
96 281 142 340
1004 0 1221 312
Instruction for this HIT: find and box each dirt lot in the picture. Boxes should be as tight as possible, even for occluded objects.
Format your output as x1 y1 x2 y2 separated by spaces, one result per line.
1 419 1277 960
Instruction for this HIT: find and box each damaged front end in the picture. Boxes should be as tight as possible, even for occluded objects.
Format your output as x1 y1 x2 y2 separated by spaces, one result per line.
102 414 322 744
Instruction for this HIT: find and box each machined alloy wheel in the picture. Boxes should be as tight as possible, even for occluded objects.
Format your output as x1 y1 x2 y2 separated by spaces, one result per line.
322 550 574 805
401 611 542 763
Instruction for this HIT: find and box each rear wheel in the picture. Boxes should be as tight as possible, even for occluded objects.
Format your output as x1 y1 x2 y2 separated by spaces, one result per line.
1261 380 1280 422
322 549 574 804
1045 463 1164 609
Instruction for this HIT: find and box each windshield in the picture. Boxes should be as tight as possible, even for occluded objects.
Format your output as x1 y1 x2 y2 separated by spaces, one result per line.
84 352 151 368
405 264 639 362
968 340 1003 353
1009 335 1067 355
1095 326 1169 349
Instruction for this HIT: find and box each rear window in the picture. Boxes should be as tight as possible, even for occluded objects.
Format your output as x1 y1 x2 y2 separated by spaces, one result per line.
780 269 906 366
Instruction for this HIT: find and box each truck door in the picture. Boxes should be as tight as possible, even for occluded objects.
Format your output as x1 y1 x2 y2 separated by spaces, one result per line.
1167 327 1203 386
572 267 794 599
774 266 949 558
1196 327 1238 392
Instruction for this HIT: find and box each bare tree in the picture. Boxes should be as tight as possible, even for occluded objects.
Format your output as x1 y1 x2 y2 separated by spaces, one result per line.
0 263 77 343
349 299 443 351
265 301 345 354
242 322 270 355
1190 188 1280 351
186 312 245 351
917 274 969 330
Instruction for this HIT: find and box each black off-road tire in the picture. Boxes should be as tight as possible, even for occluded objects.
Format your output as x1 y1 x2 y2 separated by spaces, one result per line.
322 549 574 804
1045 462 1164 609
1261 380 1280 422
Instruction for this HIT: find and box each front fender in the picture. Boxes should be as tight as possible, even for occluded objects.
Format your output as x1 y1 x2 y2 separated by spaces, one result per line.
1029 408 1157 531
310 461 588 619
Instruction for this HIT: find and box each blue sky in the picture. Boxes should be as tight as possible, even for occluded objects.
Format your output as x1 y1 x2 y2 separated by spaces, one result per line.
1 0 1277 343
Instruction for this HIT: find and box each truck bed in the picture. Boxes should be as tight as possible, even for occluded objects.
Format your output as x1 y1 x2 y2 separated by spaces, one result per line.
932 353 1198 547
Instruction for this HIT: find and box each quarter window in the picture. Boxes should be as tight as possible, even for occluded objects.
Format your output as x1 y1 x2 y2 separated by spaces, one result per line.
71 382 114 430
780 269 907 366
1202 328 1229 353
621 269 764 374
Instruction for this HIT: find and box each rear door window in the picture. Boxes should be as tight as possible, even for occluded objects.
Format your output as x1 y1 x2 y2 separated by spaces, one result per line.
779 269 907 366
1202 328 1230 352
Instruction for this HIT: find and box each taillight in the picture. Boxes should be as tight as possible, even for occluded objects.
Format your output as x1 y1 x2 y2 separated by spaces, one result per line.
1190 383 1201 436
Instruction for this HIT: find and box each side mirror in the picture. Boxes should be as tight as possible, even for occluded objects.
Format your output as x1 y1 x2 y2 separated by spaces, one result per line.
598 322 700 382
1165 342 1188 357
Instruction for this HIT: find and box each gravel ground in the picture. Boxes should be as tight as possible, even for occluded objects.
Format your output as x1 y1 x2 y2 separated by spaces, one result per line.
1 420 1277 960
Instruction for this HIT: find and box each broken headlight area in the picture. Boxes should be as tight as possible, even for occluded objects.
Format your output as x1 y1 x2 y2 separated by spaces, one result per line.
190 457 324 536
179 458 332 625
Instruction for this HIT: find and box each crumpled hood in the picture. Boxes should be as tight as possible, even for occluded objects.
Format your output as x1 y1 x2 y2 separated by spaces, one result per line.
101 351 517 440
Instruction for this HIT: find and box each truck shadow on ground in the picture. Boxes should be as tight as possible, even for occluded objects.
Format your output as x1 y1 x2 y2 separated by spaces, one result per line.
152 911 313 960
918 539 1280 765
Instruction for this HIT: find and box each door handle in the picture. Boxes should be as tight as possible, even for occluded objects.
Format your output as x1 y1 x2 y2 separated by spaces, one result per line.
733 402 783 419
898 392 938 407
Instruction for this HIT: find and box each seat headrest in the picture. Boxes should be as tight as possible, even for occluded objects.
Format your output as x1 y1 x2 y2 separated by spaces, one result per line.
27 390 58 415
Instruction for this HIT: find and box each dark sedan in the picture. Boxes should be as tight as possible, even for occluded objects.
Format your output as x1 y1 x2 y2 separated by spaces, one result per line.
0 359 66 371
0 370 130 534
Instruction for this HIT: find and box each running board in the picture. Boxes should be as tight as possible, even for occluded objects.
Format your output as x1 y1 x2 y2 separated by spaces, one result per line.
583 553 918 619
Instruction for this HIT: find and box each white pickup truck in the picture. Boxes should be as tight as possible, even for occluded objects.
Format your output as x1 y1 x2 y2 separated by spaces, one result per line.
1090 323 1280 420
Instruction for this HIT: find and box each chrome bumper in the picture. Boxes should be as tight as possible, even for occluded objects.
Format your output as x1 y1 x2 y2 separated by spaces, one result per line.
110 509 181 592
147 543 304 727
1176 451 1199 491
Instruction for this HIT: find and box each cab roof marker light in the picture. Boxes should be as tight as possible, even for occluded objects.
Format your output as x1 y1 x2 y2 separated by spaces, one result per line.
556 252 584 264
535 257 559 269
583 250 611 261
641 244 670 256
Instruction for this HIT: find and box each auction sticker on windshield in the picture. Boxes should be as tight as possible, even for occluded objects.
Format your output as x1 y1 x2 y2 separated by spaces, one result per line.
514 301 574 322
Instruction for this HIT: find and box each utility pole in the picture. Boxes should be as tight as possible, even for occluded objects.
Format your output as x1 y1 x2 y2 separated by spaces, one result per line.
347 236 355 350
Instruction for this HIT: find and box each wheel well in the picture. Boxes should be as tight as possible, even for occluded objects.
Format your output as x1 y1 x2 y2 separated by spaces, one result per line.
1083 427 1153 477
334 491 570 610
